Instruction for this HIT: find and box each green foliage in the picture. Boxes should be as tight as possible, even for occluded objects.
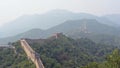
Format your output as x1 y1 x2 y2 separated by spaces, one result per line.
82 49 120 68
0 35 116 68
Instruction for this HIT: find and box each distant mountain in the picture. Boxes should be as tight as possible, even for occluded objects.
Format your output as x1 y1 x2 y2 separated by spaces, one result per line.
0 9 116 37
0 29 45 44
0 19 120 44
47 19 120 36
102 14 120 27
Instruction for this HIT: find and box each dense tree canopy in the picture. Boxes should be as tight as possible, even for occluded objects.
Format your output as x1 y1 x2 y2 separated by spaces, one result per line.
81 49 120 68
0 35 117 68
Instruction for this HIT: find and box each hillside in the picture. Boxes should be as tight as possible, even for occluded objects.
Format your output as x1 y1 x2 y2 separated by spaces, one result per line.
81 49 120 68
0 19 120 45
0 10 115 38
47 19 120 36
103 14 120 26
0 29 45 44
0 34 116 68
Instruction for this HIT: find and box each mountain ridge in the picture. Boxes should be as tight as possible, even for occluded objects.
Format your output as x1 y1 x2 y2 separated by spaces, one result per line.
0 10 118 37
0 33 116 68
0 19 120 44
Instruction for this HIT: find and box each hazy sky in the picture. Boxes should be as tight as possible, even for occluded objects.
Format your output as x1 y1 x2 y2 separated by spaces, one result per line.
0 0 120 26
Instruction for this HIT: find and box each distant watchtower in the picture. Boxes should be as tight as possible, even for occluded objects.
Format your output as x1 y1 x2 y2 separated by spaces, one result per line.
53 33 63 39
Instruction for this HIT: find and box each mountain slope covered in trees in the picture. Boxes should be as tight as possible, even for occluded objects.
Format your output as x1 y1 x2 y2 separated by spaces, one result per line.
81 49 120 68
1 19 120 45
0 10 117 38
0 34 116 68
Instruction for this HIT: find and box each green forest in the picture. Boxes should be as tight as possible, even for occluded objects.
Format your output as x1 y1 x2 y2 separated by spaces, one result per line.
81 49 120 68
0 34 118 68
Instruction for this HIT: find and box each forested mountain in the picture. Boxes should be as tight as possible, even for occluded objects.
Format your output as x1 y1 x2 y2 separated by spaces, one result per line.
0 10 116 38
86 34 120 47
0 19 120 45
0 34 116 68
103 14 120 26
81 49 120 68
47 19 120 36
0 29 45 44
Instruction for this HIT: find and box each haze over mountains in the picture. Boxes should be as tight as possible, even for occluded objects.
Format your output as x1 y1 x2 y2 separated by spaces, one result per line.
0 10 120 44
103 14 120 26
0 10 120 68
0 10 120 38
0 20 119 45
